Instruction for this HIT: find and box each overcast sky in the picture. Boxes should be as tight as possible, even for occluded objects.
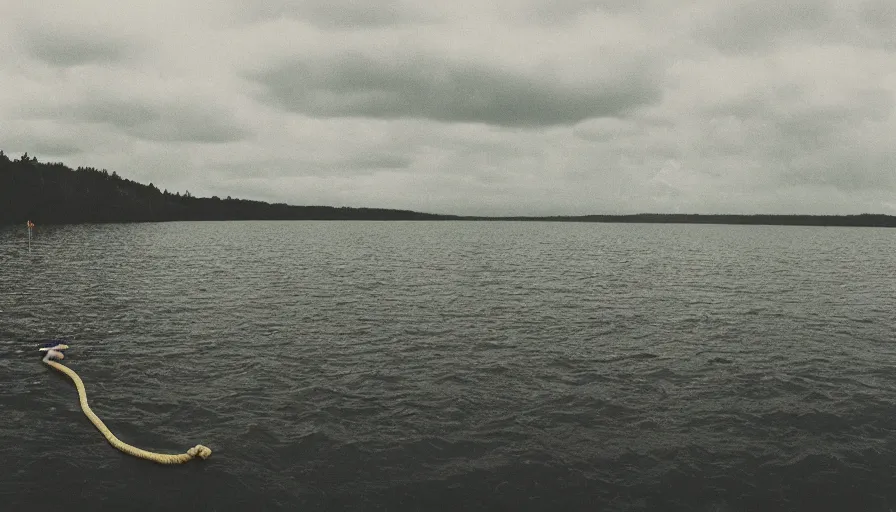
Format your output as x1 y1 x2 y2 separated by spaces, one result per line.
2 0 895 216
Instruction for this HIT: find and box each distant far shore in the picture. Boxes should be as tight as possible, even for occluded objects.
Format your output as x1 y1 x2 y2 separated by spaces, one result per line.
6 215 896 228
2 149 894 228
460 213 896 227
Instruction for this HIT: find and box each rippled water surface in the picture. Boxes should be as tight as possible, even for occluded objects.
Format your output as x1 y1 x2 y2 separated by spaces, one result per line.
2 221 896 511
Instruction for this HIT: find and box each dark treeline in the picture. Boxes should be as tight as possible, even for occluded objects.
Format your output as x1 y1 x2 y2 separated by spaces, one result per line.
0 150 460 224
2 149 895 227
479 213 896 227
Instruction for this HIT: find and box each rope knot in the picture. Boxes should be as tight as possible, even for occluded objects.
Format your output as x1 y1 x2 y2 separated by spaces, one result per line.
188 445 213 459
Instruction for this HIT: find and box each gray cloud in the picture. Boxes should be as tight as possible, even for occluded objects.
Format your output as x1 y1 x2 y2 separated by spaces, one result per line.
67 98 161 128
213 151 413 180
43 97 250 144
1 132 85 158
26 141 84 157
776 150 896 191
697 0 896 53
248 52 663 127
347 153 413 170
129 107 250 144
532 0 651 23
668 84 896 206
697 1 831 54
23 29 138 67
698 82 894 169
859 0 896 49
0 117 116 161
239 0 427 27
861 0 896 31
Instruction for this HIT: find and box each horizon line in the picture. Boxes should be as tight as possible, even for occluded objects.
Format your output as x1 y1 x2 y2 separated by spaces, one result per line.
3 148 896 220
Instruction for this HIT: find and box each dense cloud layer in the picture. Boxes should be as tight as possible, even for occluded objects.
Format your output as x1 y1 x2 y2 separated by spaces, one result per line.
1 0 894 215
248 53 662 126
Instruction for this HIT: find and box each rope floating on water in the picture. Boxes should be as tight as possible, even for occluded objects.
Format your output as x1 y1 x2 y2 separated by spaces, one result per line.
40 343 212 464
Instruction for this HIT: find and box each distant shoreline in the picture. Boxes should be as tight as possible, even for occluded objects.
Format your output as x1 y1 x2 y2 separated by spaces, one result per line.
7 214 896 229
2 150 895 228
452 214 896 228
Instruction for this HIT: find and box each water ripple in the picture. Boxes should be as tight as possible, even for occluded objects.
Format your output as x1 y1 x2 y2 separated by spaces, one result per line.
1 221 896 511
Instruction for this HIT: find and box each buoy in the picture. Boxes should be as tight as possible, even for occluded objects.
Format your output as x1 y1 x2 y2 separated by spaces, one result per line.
39 342 212 464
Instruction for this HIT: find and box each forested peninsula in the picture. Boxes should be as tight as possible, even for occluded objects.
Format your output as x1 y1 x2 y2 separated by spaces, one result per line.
2 150 895 227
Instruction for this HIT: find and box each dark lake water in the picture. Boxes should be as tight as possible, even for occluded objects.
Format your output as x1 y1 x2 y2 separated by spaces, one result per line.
2 221 896 511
